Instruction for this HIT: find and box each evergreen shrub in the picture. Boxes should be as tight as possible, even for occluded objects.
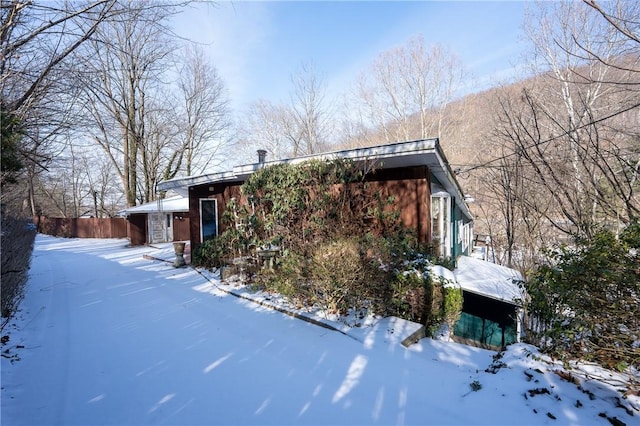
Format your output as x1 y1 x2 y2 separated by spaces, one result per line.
192 237 227 269
524 222 640 369
443 285 463 327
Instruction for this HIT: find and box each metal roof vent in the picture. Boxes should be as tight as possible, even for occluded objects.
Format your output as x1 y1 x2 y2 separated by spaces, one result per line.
257 149 267 164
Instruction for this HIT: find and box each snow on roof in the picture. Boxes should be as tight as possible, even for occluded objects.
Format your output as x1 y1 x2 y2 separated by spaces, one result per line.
117 196 189 215
428 264 458 287
453 256 524 305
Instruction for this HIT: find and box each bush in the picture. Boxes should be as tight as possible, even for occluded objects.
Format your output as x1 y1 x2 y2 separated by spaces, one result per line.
192 238 228 269
389 270 427 323
443 285 463 327
388 263 462 332
310 238 363 314
309 237 391 314
524 223 640 369
1 109 24 184
257 250 310 306
202 159 457 325
425 275 444 333
1 215 36 328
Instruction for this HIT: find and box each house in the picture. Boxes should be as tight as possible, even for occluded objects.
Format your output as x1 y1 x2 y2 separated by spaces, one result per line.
117 195 190 246
157 139 527 349
157 138 474 258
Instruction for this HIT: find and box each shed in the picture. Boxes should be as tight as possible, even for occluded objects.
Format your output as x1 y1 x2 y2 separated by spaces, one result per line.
452 256 524 349
118 196 190 246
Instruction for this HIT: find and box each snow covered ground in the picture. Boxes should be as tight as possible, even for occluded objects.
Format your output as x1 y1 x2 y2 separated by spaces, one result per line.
1 235 638 425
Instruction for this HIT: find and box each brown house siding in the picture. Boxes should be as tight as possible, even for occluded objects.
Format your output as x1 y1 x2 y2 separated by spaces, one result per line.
364 166 431 243
124 212 190 246
187 165 432 249
173 213 190 241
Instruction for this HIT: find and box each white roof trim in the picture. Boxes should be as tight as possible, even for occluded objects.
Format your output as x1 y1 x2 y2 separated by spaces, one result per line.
118 196 189 216
157 171 241 196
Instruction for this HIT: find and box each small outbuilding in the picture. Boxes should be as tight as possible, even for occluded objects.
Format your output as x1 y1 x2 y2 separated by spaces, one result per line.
452 255 524 349
118 196 190 246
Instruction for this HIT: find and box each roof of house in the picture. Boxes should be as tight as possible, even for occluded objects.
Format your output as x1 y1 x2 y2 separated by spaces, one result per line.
157 138 472 220
453 256 524 305
117 196 189 216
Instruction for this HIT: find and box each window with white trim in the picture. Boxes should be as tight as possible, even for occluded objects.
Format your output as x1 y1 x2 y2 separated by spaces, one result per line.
431 194 451 258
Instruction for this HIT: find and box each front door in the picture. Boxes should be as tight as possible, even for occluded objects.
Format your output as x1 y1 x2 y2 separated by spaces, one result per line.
148 213 172 244
200 199 218 242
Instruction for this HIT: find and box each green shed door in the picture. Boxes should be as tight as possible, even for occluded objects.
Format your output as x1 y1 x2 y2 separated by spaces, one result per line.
454 312 517 348
454 291 518 349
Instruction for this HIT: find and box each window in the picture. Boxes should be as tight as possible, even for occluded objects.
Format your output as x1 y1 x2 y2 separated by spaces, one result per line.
431 194 451 257
460 221 470 253
200 199 218 242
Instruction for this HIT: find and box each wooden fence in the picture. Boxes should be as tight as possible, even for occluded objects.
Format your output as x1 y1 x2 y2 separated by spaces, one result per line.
34 216 128 239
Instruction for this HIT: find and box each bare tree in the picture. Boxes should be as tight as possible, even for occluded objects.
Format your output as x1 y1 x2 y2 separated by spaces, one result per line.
239 62 333 159
0 1 132 215
288 62 332 156
575 1 640 221
352 36 466 144
237 100 292 161
1 0 121 113
28 136 123 218
482 87 559 264
173 45 230 176
0 0 193 214
73 4 230 206
76 1 180 206
488 1 640 239
582 1 640 69
32 142 86 218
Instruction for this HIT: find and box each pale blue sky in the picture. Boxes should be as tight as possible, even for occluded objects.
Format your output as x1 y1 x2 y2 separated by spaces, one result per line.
173 1 530 114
